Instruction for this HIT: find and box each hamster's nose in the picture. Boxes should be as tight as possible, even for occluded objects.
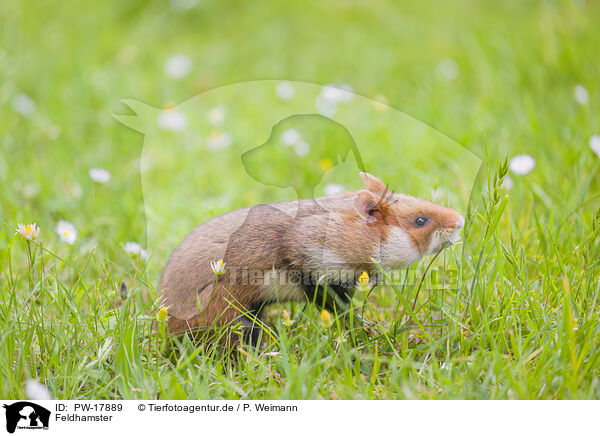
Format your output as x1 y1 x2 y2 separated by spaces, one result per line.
455 214 465 229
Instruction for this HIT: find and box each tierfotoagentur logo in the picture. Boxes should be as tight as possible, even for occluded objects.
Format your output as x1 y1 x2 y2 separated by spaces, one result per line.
219 266 461 289
2 402 50 434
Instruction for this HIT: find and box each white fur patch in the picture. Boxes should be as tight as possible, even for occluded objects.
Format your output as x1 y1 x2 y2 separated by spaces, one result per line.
260 269 306 302
427 228 462 254
304 247 347 270
374 226 421 268
427 231 443 255
448 228 462 244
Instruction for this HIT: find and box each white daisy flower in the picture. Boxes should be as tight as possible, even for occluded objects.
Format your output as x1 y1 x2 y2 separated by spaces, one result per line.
89 168 111 184
165 54 192 79
509 154 536 175
16 223 40 241
590 134 600 159
574 85 589 105
276 81 295 101
206 131 233 151
501 175 514 190
55 220 77 245
157 109 187 131
12 93 36 117
124 241 148 259
316 84 354 117
321 84 354 103
210 259 226 276
294 140 310 157
437 58 460 81
315 95 338 117
324 183 345 196
208 106 226 127
280 128 301 146
25 379 53 400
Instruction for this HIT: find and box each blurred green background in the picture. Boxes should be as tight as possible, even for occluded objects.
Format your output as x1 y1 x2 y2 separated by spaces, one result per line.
1 0 597 261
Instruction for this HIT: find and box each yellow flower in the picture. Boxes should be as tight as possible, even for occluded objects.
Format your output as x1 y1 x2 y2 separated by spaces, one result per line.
210 259 226 276
320 309 333 328
156 306 168 322
319 158 333 172
16 222 40 241
358 271 370 286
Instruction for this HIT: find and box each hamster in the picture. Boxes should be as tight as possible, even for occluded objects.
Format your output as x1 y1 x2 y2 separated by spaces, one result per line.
159 172 464 345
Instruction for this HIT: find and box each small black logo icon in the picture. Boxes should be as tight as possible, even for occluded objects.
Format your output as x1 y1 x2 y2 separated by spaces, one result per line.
2 402 50 434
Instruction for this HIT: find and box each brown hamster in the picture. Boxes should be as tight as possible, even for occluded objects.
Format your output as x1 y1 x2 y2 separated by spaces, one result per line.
159 172 464 345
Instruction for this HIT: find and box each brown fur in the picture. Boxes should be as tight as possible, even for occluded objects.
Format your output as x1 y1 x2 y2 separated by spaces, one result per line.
159 173 463 337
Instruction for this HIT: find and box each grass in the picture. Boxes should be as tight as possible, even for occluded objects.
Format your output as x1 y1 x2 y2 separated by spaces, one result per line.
1 0 599 399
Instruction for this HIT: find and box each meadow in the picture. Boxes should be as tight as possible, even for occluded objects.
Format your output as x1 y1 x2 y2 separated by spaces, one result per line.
1 0 599 399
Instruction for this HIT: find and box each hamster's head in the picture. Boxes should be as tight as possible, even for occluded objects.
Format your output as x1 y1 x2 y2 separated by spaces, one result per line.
353 172 464 269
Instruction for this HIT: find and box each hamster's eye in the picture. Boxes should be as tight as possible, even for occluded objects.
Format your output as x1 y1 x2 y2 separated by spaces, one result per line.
414 216 429 227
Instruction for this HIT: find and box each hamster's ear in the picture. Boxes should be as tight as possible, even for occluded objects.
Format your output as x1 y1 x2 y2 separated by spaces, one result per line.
359 172 387 195
354 190 382 222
